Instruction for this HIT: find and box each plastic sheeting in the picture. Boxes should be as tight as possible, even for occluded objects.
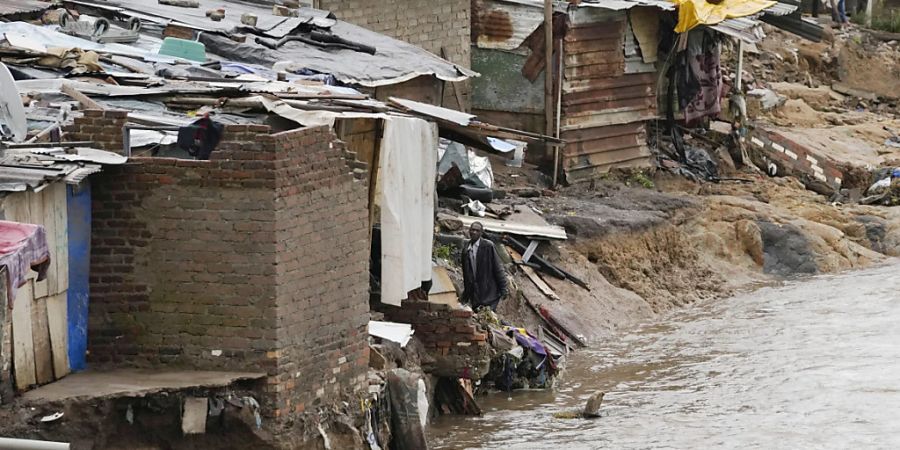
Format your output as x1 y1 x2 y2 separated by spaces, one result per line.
672 0 776 33
438 141 494 189
378 117 437 306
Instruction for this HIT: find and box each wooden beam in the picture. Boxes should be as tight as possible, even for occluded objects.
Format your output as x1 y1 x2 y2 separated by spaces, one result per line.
61 83 103 111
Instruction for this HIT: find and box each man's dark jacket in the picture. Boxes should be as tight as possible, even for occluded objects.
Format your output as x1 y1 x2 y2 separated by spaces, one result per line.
461 238 508 310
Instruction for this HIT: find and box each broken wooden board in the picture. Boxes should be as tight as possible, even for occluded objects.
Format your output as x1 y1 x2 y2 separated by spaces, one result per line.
182 397 208 434
521 265 560 301
449 214 567 240
46 292 69 379
31 296 53 385
12 280 36 390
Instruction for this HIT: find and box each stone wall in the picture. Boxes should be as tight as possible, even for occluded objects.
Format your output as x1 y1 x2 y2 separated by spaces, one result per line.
85 113 370 420
318 0 472 109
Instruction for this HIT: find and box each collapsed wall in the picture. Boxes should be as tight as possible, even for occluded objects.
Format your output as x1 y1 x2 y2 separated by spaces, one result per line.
75 112 371 443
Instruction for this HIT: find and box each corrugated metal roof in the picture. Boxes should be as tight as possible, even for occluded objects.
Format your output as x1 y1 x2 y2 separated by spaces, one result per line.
0 0 48 17
0 147 124 193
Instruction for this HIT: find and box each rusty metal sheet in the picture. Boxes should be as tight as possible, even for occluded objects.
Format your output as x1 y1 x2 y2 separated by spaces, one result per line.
473 0 545 50
0 0 48 17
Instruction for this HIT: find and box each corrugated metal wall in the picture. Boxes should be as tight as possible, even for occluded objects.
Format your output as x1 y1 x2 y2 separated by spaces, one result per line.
561 8 657 184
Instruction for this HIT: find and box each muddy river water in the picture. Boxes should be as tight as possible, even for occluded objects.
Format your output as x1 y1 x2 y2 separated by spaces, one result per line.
428 262 900 449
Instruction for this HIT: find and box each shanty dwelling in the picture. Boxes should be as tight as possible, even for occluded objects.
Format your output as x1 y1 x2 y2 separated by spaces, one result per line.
471 0 822 184
0 146 124 403
0 1 560 445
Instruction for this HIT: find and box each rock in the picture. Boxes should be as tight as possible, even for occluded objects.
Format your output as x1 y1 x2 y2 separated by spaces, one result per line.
735 220 764 266
273 4 293 16
438 217 463 232
582 391 605 418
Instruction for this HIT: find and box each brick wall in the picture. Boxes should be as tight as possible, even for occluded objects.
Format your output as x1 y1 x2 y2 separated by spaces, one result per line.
67 110 128 153
86 112 370 420
380 300 491 380
318 0 472 109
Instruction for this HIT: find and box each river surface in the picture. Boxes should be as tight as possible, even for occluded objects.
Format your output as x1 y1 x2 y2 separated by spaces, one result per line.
428 263 900 449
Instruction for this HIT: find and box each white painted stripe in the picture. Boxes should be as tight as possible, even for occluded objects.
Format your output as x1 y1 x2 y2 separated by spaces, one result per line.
811 165 824 174
784 150 798 160
835 178 842 185
806 155 817 163
772 143 785 152
751 137 765 148
814 173 827 182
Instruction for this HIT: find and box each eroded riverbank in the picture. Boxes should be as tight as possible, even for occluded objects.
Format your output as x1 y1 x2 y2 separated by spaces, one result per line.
429 261 900 449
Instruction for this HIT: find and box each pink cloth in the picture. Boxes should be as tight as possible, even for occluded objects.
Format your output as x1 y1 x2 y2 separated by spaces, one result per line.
0 220 51 309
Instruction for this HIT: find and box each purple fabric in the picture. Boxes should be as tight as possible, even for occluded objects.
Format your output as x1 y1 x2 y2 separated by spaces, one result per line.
504 327 547 357
0 220 51 309
684 34 722 124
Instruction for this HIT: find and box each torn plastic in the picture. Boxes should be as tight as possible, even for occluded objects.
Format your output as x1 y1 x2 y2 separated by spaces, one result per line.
437 141 493 189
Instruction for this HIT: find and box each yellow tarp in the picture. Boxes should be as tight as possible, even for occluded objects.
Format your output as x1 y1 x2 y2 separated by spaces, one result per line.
671 0 777 33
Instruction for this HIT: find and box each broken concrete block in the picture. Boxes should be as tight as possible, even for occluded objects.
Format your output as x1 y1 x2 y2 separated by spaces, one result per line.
241 13 258 27
182 397 208 434
582 391 605 418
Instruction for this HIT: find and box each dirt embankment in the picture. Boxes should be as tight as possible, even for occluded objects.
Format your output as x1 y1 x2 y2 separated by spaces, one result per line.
491 169 896 346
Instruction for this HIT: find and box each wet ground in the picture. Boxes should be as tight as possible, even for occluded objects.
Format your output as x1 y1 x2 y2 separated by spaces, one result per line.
429 262 900 449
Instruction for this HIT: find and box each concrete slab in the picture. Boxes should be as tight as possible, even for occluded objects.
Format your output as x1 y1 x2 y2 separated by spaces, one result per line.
22 369 266 403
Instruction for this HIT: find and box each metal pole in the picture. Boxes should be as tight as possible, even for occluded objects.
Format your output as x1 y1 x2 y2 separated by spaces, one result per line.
0 437 70 450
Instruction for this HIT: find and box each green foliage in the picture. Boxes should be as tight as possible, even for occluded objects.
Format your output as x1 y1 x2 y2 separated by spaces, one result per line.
852 8 900 33
627 170 655 189
434 244 453 260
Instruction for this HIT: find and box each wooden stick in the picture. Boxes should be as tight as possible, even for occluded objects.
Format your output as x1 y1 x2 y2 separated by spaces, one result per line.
61 84 103 111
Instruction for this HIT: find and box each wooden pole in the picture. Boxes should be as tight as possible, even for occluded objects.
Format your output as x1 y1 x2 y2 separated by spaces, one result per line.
736 40 744 91
865 0 874 27
544 0 553 137
553 38 563 189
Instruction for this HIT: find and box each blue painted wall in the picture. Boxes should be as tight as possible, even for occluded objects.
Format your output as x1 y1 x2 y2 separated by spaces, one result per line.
67 181 91 371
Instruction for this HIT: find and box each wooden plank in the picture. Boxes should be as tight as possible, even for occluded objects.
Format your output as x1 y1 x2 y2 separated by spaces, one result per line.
564 63 625 80
52 183 69 293
564 39 623 54
564 22 625 42
561 122 645 143
565 134 645 158
33 189 50 299
563 84 654 106
563 96 654 115
563 72 656 94
46 292 69 379
563 147 650 171
12 280 36 390
564 50 623 68
521 265 560 301
31 295 53 385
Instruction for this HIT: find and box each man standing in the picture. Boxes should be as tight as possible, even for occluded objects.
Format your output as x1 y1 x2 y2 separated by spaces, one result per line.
461 222 508 311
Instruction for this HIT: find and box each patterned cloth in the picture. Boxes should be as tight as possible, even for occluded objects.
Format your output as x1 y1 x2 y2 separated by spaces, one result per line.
0 220 50 309
683 30 723 125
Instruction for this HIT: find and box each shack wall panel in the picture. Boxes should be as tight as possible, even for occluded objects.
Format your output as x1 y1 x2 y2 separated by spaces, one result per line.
12 280 35 390
66 182 90 372
46 292 68 379
30 292 52 385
